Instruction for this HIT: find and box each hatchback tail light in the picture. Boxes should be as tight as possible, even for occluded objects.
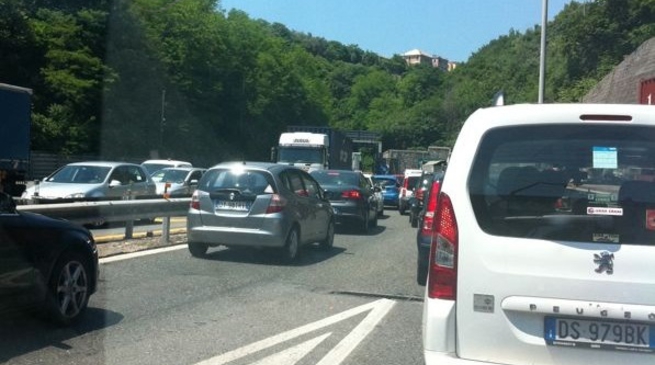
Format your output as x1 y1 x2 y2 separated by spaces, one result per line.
427 192 458 300
265 194 286 214
190 191 200 210
420 180 442 237
341 190 362 200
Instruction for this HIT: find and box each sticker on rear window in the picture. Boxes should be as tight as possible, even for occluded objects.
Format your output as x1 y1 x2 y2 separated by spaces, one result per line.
592 233 620 243
592 146 618 169
586 207 623 216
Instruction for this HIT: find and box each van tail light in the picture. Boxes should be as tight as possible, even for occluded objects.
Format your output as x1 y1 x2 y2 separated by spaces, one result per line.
427 192 458 300
420 180 442 237
190 191 200 210
341 190 362 200
266 194 286 214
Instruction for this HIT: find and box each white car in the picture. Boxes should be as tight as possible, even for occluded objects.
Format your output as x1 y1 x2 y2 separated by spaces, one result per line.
423 103 655 365
141 159 192 175
151 167 206 196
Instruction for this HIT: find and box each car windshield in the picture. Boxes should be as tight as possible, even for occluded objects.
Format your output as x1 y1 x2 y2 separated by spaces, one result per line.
372 177 397 187
151 169 188 183
46 165 110 184
142 163 174 175
277 147 324 164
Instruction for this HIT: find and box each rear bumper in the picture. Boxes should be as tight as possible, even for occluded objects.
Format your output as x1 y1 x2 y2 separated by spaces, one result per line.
424 351 494 364
187 224 287 248
330 202 365 224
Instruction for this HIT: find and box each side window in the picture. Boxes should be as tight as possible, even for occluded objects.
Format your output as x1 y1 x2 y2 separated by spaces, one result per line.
189 171 202 182
300 172 320 199
130 166 147 183
109 166 126 184
288 171 307 197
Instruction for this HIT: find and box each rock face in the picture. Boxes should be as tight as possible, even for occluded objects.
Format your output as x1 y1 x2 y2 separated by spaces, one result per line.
583 37 655 104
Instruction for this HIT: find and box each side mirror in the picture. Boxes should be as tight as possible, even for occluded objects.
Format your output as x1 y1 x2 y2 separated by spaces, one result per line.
189 179 198 185
109 180 122 188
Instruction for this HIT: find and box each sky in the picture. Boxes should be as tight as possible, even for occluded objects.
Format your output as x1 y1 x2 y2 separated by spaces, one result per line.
220 0 577 62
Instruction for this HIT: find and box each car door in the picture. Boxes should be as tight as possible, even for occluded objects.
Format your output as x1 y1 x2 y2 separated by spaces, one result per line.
282 169 317 242
299 170 331 242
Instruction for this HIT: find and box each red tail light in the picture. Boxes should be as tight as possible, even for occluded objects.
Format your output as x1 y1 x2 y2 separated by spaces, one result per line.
341 190 362 200
266 194 286 214
190 191 200 210
420 180 442 237
427 192 458 300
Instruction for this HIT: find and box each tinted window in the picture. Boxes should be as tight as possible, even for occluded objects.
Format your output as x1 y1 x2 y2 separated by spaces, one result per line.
199 168 275 195
311 171 359 186
469 124 655 245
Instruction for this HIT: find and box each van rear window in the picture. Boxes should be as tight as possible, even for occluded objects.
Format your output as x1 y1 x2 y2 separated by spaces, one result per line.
468 124 655 245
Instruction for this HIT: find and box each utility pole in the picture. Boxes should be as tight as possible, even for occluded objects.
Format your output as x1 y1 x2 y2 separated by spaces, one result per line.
538 0 548 103
160 88 166 152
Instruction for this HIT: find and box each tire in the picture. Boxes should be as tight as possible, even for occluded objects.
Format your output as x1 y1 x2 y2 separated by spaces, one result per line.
417 262 428 286
378 206 384 217
319 221 335 250
188 242 208 258
283 227 300 262
360 211 370 234
411 213 418 228
45 252 91 325
371 210 378 228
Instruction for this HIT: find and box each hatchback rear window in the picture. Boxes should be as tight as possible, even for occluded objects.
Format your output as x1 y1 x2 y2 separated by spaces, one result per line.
469 124 655 245
199 168 275 195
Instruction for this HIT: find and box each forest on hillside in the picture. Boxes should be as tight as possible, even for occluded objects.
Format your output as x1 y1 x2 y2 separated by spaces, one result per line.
1 0 654 168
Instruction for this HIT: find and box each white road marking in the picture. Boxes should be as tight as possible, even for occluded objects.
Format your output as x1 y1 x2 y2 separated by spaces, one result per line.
99 244 187 264
248 333 331 365
195 299 396 365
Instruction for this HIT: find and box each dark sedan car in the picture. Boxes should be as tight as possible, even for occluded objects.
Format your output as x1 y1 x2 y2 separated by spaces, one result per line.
0 192 99 324
311 169 378 233
415 172 443 285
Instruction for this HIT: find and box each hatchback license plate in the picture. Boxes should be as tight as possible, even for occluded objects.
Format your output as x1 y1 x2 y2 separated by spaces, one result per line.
215 200 249 211
545 317 654 352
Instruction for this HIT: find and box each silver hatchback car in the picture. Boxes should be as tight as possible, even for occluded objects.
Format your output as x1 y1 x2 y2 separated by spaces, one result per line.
22 161 156 202
187 162 335 262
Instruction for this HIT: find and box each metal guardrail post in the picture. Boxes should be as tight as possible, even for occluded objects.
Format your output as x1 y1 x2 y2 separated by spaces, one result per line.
124 186 134 239
161 216 171 243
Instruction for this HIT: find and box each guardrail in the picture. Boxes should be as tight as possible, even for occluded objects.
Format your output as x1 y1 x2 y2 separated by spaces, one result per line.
17 198 191 242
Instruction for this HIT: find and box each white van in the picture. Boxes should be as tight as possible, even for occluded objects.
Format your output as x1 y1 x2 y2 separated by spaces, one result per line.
423 104 655 365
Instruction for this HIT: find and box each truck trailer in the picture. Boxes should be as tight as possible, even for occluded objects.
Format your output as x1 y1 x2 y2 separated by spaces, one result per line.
274 126 354 171
0 83 32 196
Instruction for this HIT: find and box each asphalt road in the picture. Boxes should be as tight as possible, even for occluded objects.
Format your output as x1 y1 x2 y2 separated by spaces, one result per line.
0 211 426 365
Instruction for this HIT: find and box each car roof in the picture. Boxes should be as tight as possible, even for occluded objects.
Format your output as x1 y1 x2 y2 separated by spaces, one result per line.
66 161 141 168
154 166 205 172
467 103 655 127
141 159 192 165
207 161 289 172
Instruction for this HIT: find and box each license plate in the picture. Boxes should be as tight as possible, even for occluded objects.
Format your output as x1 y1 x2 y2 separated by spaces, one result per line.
545 317 654 352
215 200 250 211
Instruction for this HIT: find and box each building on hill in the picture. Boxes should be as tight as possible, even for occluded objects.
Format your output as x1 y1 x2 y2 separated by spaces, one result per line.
583 37 655 105
402 49 458 71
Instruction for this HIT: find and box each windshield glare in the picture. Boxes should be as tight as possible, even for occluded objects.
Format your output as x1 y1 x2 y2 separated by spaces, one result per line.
151 170 187 183
47 166 110 184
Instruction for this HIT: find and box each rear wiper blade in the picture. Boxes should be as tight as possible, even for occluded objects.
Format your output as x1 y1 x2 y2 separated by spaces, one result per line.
213 188 242 195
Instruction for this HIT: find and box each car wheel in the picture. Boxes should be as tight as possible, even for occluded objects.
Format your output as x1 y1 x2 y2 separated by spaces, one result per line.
283 227 299 262
360 211 370 234
188 242 208 258
411 213 418 228
46 252 91 325
378 206 384 217
320 221 335 250
417 262 428 286
371 210 378 228
399 202 406 215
